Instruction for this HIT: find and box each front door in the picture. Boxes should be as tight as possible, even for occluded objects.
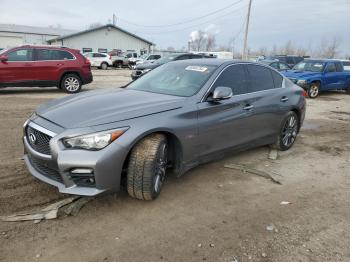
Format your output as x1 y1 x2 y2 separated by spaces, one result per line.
0 48 34 84
196 64 254 158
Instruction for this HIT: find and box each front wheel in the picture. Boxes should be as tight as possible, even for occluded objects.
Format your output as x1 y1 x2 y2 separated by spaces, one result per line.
307 82 320 98
127 134 168 200
273 111 299 151
60 74 82 94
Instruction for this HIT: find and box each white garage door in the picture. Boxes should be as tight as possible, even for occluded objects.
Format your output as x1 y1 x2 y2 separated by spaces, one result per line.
0 35 24 49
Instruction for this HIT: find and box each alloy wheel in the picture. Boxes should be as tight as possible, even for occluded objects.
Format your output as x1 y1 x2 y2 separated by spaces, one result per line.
64 77 80 92
308 84 319 98
154 144 168 193
282 115 298 147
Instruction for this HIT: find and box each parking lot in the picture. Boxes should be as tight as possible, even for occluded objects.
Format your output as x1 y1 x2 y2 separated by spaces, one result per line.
0 69 350 262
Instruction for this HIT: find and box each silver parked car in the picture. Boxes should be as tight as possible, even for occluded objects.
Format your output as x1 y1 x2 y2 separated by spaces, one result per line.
23 59 306 200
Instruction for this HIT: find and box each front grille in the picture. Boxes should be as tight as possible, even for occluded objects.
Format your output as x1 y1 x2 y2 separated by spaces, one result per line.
26 126 52 155
29 156 62 183
135 70 143 76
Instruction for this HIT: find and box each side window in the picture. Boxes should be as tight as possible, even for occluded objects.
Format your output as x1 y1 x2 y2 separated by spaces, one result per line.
270 62 279 70
35 50 74 61
279 63 290 70
271 70 283 88
326 63 336 72
190 54 202 59
335 62 343 72
212 65 248 95
7 49 33 61
93 53 104 58
246 64 275 92
286 57 294 65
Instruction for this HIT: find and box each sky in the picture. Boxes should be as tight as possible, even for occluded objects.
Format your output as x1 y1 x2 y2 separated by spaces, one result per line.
0 0 349 56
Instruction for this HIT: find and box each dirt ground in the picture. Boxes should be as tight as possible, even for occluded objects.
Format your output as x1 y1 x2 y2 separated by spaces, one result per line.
0 69 349 262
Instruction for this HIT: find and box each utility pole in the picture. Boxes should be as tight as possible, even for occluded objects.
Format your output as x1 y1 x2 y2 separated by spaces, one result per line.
113 14 117 26
242 0 253 60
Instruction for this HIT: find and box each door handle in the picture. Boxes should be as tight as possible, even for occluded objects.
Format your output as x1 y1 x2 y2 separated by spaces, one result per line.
243 104 254 111
281 97 289 102
56 63 64 66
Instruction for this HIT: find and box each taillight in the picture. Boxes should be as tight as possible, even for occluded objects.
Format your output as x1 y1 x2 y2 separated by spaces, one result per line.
109 55 112 60
85 59 91 65
302 90 307 97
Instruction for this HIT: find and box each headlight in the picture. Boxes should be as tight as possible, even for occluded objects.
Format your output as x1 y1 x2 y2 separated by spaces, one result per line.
297 79 307 85
142 69 151 74
63 127 129 150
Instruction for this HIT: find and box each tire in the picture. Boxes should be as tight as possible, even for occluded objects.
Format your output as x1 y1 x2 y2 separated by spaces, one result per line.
60 74 82 94
346 86 350 94
114 61 122 68
127 134 168 201
307 82 320 98
100 62 108 70
273 111 299 151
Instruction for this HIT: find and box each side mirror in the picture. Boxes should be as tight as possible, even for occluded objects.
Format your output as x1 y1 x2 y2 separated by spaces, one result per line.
212 86 233 101
0 55 8 62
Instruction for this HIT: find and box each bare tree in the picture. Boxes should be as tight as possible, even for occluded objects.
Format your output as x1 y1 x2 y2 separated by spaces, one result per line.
190 30 206 51
205 34 216 51
318 36 341 58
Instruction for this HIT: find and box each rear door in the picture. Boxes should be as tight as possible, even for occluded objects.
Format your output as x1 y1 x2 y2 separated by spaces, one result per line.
197 64 254 157
244 64 283 140
323 62 344 90
33 48 75 83
0 48 35 84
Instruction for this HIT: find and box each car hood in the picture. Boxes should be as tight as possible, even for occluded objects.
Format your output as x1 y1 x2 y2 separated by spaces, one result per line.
36 89 186 128
283 70 321 79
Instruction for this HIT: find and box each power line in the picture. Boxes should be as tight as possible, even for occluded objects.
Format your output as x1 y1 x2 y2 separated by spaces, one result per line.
121 5 247 35
118 0 245 28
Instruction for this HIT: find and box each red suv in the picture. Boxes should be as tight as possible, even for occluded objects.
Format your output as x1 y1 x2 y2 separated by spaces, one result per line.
0 45 92 93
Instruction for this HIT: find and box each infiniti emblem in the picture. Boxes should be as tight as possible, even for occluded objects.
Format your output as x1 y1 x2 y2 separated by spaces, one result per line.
29 133 37 144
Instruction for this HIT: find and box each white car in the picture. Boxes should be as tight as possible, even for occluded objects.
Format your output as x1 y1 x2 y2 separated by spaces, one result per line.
84 52 113 70
136 54 162 65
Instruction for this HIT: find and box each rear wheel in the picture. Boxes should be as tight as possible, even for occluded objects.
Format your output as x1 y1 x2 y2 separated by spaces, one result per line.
307 82 320 98
273 111 299 151
60 74 82 94
100 62 108 70
127 134 168 201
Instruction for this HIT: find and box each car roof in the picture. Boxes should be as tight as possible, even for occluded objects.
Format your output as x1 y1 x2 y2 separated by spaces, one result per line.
171 58 273 68
304 59 341 63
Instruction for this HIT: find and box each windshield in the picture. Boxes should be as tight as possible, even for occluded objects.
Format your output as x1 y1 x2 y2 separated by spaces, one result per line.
293 61 325 72
128 62 217 97
0 48 7 55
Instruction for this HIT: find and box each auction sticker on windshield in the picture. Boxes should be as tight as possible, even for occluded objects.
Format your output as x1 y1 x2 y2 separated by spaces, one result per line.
185 66 208 72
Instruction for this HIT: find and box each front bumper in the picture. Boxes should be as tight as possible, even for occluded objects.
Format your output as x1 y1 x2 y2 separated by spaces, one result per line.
23 121 128 196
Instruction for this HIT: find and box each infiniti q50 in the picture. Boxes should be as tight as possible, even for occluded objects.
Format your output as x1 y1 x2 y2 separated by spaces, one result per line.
23 59 306 200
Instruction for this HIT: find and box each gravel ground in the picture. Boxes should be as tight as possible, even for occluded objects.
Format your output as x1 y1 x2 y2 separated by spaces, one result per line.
0 69 349 262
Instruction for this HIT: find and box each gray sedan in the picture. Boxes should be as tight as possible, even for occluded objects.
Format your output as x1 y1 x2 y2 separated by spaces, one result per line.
23 59 306 200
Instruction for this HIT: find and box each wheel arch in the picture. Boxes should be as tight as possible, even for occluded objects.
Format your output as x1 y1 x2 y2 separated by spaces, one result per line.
121 130 184 181
59 71 83 87
290 107 302 131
